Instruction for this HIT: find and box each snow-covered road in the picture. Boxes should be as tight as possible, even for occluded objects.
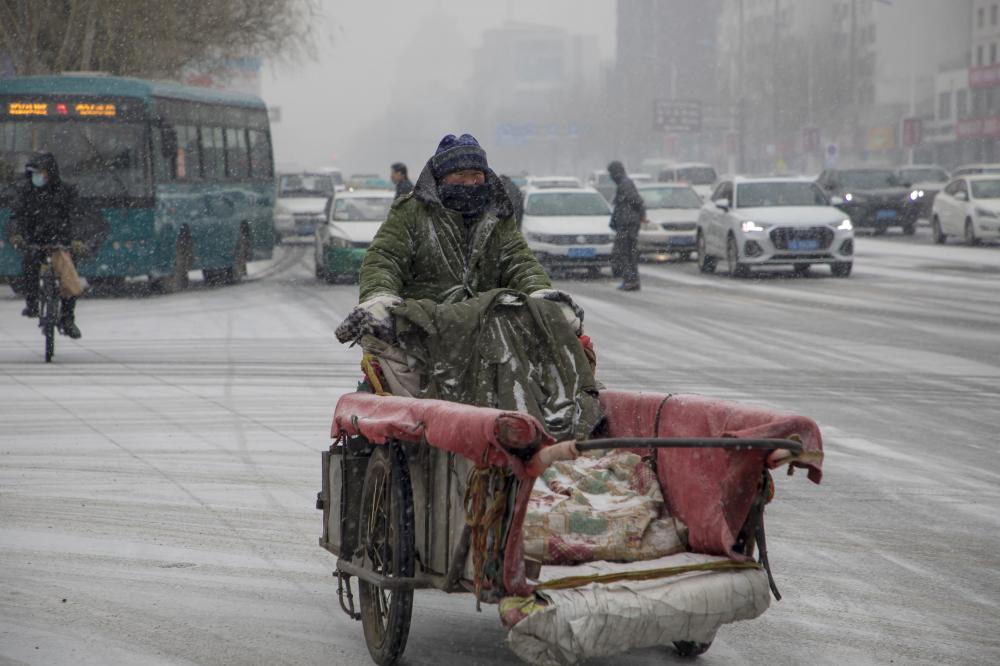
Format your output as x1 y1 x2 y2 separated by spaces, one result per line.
2 230 999 665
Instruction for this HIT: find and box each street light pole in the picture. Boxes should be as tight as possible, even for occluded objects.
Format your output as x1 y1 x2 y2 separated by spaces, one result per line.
738 0 746 173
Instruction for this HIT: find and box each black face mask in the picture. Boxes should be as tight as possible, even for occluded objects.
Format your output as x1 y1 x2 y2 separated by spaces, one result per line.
439 183 490 218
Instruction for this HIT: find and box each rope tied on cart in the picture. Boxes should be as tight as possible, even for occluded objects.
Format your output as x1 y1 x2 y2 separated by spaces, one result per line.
360 352 390 396
534 559 765 592
464 465 513 611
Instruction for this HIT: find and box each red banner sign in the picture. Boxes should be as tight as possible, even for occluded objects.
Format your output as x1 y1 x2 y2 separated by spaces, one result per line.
969 64 1000 89
901 118 923 148
956 116 1000 139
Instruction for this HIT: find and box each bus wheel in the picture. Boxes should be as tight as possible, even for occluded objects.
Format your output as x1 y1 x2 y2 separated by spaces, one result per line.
226 230 250 284
153 231 192 293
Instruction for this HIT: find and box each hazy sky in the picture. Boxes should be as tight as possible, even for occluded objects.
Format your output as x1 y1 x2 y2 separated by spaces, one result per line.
262 0 616 173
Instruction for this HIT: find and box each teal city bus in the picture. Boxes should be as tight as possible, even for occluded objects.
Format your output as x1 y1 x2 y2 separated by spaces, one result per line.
0 74 275 291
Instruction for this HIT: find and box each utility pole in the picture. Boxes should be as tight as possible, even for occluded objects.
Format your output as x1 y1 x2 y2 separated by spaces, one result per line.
738 0 746 173
907 8 916 165
849 0 859 159
772 0 781 166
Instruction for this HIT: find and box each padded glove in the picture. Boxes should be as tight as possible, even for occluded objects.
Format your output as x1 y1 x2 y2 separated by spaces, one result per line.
530 288 584 336
335 294 402 344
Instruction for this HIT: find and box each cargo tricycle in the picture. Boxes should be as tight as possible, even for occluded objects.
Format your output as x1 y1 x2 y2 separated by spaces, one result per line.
318 389 823 665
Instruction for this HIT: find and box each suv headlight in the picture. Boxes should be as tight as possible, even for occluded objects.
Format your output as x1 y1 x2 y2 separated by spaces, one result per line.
328 235 351 248
836 219 853 231
740 220 767 232
844 192 866 203
909 190 925 201
975 207 999 219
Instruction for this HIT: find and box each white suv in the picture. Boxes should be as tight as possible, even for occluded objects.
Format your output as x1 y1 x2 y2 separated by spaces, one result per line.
696 177 855 278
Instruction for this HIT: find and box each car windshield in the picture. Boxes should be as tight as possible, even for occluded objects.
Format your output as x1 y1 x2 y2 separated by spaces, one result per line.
525 191 610 216
971 179 1000 199
639 186 702 209
897 168 948 184
333 196 392 221
838 170 898 189
531 178 580 188
676 167 717 185
0 120 150 198
280 174 334 196
736 182 829 207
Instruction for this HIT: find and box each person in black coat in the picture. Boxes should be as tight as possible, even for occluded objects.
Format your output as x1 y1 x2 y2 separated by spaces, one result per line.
7 152 85 338
608 161 646 291
499 174 524 229
390 162 414 199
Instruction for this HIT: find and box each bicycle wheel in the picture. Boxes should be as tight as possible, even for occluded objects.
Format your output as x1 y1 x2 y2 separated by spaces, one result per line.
44 322 55 362
357 443 415 666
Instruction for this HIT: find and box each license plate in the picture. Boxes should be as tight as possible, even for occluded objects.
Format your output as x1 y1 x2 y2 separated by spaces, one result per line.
670 237 695 245
568 247 597 258
876 209 897 220
788 239 819 251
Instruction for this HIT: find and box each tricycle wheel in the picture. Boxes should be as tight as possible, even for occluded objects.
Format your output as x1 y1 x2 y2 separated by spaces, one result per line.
358 443 415 666
673 640 712 657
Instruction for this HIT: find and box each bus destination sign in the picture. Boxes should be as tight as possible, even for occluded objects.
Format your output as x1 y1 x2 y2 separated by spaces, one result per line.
6 101 117 118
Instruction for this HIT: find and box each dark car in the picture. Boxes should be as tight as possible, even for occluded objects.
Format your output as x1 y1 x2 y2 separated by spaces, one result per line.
817 168 919 235
896 165 949 221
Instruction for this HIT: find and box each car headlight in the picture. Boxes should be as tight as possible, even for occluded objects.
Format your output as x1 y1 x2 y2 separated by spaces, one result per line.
909 190 925 201
740 220 767 232
837 218 853 231
844 192 866 203
975 207 999 219
328 235 351 248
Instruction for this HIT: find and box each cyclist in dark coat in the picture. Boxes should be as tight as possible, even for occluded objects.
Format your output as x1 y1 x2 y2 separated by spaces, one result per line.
8 152 85 338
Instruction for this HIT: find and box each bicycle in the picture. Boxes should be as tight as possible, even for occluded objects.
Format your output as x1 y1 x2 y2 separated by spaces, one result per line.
24 243 68 363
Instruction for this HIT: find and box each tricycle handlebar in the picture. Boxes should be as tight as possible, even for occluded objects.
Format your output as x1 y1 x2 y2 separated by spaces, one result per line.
526 437 802 477
576 437 803 455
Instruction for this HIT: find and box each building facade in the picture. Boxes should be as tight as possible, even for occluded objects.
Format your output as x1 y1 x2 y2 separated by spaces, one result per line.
718 0 972 172
930 0 1000 167
613 0 724 171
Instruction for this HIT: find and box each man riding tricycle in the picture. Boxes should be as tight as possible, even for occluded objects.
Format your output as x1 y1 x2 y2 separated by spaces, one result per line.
321 135 824 665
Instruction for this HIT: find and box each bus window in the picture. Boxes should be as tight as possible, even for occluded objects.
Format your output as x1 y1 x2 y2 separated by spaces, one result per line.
248 130 273 178
0 119 150 197
225 128 249 178
175 125 200 180
200 126 225 179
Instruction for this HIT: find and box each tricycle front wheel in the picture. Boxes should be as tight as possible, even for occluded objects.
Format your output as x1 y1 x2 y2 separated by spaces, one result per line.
358 443 415 666
673 640 712 657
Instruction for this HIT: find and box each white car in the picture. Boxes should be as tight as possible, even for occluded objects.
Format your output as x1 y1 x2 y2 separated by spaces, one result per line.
524 175 583 189
696 177 855 278
930 175 1000 246
313 190 394 282
275 173 338 240
637 183 702 258
655 162 719 200
521 186 615 272
951 163 1000 178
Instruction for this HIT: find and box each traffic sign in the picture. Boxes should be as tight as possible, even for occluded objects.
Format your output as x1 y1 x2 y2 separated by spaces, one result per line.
802 127 821 152
901 118 923 148
653 99 702 133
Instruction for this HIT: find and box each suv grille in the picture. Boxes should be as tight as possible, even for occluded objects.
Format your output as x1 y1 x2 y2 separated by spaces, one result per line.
770 226 834 250
660 222 696 231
